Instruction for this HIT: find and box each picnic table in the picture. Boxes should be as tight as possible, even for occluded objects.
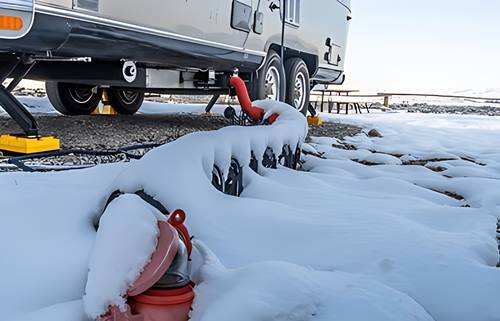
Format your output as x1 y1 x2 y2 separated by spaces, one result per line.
311 88 370 114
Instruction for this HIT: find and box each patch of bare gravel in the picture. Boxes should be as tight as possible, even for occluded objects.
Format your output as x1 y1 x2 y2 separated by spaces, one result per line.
0 113 362 171
307 121 362 141
0 114 362 151
0 114 231 150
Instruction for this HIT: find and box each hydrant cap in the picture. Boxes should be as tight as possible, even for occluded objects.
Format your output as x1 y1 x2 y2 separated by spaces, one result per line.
128 221 180 297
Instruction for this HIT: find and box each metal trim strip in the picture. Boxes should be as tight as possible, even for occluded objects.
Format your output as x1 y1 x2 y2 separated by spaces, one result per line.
34 3 267 58
0 3 31 11
0 0 32 11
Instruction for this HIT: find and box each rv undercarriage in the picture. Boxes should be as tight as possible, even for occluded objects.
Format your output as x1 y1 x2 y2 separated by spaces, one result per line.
0 52 256 125
1 54 242 89
0 47 314 136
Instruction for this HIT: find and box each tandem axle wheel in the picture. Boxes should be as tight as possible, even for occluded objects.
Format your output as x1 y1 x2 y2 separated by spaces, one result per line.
46 82 145 116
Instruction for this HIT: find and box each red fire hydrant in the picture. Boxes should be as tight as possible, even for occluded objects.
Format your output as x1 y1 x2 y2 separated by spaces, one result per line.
100 210 194 321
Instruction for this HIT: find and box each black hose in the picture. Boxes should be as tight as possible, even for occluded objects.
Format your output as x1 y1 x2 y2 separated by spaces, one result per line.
497 219 500 268
6 142 163 172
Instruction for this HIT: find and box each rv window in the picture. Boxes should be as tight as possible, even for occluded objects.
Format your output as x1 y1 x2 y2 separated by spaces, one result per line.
74 0 98 11
285 0 300 25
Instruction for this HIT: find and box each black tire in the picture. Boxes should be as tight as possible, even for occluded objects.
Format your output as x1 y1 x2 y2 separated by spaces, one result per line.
251 50 282 102
107 89 144 115
284 58 310 116
46 82 101 115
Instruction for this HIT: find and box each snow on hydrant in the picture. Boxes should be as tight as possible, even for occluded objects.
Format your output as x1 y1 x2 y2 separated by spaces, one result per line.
83 193 194 321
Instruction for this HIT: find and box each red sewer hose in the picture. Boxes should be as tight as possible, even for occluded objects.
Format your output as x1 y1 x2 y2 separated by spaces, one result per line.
230 76 278 124
168 209 193 257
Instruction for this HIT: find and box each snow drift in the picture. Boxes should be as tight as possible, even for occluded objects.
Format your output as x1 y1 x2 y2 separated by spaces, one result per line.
1 102 499 321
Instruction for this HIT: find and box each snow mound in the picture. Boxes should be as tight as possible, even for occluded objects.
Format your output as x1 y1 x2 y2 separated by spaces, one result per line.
8 301 87 321
83 194 164 319
191 241 434 321
1 103 500 321
361 152 403 165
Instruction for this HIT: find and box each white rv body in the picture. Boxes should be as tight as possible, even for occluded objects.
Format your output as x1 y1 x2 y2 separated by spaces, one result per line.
0 0 351 115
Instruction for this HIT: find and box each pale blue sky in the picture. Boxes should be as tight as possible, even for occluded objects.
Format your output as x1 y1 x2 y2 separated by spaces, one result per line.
343 0 500 93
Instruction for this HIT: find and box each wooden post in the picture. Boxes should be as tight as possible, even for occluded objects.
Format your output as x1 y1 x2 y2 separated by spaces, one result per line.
320 91 325 112
384 95 390 107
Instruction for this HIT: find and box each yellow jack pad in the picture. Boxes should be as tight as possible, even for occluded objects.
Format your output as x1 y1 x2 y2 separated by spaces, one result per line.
92 105 119 116
307 116 323 126
0 135 60 154
92 90 119 116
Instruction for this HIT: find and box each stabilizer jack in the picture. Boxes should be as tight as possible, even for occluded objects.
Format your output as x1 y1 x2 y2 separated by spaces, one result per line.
0 57 60 154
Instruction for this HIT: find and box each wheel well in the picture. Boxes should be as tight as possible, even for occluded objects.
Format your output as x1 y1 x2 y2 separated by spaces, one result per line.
268 44 318 78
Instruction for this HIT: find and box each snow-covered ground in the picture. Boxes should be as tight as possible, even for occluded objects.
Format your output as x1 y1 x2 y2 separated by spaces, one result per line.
11 80 500 110
387 88 500 107
0 96 232 116
312 85 500 108
1 104 499 321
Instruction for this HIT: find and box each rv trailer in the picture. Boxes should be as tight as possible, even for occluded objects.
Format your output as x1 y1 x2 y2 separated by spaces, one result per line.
0 0 350 123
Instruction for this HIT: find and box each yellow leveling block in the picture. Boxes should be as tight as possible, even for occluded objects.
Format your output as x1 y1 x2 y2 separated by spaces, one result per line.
307 116 323 126
92 90 118 116
92 105 118 116
0 135 60 154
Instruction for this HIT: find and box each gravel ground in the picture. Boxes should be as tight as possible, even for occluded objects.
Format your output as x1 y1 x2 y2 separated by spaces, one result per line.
0 114 231 150
387 103 500 116
0 113 362 171
308 122 362 139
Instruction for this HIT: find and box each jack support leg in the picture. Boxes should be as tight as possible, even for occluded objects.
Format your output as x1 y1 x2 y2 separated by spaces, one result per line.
205 94 220 113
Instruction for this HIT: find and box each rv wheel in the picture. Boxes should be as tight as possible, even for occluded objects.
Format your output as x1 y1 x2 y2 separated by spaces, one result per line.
284 58 310 116
107 89 145 115
46 82 102 115
252 50 282 102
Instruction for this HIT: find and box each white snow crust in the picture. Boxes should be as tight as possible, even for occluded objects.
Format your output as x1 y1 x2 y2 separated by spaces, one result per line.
83 194 164 319
1 101 499 321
